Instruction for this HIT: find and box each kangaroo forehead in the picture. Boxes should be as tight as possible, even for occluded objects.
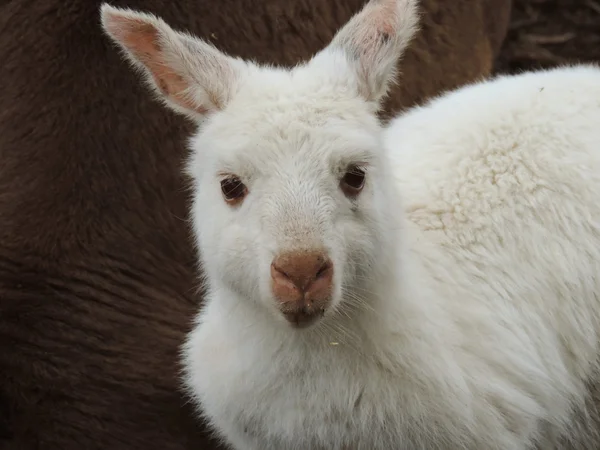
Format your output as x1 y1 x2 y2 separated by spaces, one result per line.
225 96 367 128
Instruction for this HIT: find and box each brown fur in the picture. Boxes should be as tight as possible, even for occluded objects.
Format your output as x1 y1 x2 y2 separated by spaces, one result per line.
0 0 511 449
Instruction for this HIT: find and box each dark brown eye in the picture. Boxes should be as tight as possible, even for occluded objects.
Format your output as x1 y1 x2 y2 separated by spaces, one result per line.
340 165 366 196
220 176 248 205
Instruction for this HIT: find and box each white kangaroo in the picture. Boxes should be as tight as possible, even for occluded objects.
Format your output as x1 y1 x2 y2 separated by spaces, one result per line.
101 0 600 448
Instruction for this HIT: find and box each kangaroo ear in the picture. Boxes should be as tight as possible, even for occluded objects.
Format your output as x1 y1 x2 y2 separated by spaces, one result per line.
100 4 246 120
312 0 419 105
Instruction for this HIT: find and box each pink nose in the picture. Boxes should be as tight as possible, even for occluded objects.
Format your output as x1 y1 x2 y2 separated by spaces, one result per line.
270 251 333 328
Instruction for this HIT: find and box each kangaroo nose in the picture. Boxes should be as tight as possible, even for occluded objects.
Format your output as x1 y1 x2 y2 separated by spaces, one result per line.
271 251 332 292
270 251 333 328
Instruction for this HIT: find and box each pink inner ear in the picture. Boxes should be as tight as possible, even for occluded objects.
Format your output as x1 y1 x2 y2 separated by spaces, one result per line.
365 1 398 39
341 0 398 66
106 13 204 113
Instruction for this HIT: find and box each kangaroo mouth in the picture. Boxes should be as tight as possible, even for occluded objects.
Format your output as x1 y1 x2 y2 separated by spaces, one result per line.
281 304 326 328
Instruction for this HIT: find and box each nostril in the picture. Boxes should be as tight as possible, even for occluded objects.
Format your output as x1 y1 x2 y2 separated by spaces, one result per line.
271 262 291 282
315 259 332 279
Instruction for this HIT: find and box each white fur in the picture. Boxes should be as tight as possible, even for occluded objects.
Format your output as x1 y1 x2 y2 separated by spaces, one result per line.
101 1 600 449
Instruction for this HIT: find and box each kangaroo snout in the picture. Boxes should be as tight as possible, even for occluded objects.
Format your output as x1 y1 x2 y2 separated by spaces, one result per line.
270 251 333 328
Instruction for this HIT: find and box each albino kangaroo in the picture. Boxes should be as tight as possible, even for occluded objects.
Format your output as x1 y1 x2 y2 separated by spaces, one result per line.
101 0 600 448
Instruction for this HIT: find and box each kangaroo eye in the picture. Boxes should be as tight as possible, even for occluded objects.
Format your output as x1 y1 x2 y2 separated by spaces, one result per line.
340 165 366 197
220 177 248 205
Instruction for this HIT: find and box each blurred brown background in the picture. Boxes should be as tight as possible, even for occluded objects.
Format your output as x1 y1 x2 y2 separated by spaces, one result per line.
497 0 600 72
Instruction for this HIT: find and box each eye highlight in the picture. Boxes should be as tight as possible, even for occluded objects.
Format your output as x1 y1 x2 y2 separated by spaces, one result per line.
340 165 366 197
220 176 248 205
